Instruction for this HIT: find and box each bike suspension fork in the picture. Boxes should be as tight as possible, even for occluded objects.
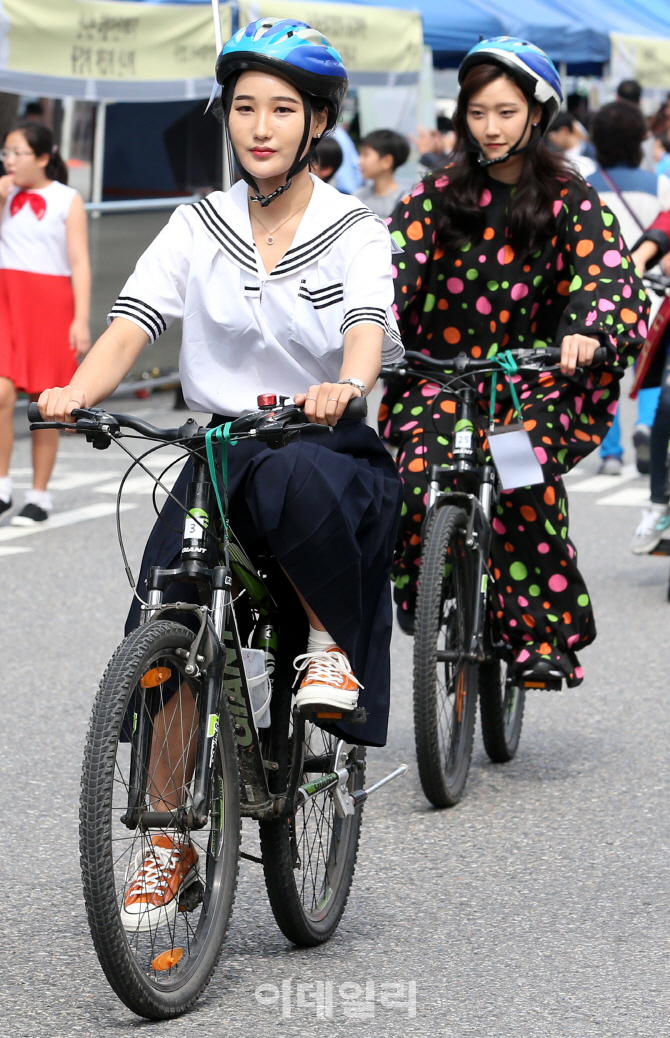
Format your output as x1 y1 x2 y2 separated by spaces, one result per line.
467 466 497 660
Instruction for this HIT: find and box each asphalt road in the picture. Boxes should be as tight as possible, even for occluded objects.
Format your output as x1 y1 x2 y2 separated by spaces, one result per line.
2 386 670 1038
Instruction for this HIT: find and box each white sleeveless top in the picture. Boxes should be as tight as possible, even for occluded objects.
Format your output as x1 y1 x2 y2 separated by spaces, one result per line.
0 181 77 276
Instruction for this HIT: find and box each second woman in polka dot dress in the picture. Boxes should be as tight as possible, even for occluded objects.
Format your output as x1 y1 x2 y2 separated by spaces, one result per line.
382 38 649 686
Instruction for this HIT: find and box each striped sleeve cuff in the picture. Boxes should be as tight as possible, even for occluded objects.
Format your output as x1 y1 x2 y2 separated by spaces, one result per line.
107 296 168 344
340 306 386 336
382 316 405 363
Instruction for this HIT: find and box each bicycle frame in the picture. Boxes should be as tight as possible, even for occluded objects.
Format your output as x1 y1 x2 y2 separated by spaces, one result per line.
132 450 305 824
424 386 498 665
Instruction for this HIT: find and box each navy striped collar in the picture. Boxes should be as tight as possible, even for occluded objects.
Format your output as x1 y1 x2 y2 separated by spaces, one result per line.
189 176 379 280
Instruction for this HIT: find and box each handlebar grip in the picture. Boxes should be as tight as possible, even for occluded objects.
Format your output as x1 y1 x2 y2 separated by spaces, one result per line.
27 402 42 423
342 395 368 421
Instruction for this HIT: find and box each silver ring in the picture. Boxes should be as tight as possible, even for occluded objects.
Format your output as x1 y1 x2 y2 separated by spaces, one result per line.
306 396 317 401
328 397 339 401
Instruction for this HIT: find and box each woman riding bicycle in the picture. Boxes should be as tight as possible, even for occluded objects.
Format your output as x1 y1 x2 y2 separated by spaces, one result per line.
38 20 403 738
382 37 649 686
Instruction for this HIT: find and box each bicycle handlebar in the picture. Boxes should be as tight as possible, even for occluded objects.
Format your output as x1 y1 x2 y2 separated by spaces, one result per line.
381 345 609 380
643 271 670 297
26 393 368 443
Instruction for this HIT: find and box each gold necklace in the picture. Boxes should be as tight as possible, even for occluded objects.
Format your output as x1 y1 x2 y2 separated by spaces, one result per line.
250 198 308 245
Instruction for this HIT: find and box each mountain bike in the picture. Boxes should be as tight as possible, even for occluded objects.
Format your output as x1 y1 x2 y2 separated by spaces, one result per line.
28 397 406 1020
381 346 606 808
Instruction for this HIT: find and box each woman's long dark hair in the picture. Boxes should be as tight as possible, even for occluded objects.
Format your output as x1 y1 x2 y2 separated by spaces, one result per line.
7 122 68 184
427 64 585 256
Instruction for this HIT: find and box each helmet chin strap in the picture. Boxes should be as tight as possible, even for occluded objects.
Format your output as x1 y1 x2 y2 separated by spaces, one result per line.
234 95 314 208
467 102 539 169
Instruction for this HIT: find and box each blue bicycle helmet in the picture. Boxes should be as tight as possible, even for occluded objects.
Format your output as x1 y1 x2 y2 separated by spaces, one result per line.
458 37 563 167
216 18 348 205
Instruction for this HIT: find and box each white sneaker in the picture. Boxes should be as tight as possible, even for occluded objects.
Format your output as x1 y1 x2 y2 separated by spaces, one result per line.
120 834 199 932
631 503 670 554
294 646 362 713
598 455 622 476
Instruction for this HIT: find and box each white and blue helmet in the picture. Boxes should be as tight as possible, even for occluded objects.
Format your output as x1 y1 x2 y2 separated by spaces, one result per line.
459 37 563 130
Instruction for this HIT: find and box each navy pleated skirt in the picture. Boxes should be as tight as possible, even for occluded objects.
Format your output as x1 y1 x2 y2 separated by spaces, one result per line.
126 415 403 747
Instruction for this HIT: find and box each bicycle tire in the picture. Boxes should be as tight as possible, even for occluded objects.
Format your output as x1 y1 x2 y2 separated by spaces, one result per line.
479 657 525 763
413 504 478 807
259 651 365 946
80 620 240 1019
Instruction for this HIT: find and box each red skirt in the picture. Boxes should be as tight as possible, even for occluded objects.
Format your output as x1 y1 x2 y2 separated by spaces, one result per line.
0 268 76 394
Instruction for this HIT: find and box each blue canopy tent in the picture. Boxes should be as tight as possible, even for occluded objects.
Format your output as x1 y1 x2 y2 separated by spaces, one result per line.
470 0 610 69
551 0 670 37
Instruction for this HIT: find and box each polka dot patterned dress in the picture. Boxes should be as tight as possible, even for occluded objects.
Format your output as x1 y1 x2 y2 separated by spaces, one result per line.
381 172 649 686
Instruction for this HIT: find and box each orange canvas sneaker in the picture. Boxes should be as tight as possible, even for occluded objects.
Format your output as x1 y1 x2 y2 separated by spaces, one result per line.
294 646 362 713
120 834 199 932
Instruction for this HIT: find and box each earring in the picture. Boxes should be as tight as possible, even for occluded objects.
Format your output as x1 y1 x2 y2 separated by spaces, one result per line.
315 133 322 138
533 122 539 126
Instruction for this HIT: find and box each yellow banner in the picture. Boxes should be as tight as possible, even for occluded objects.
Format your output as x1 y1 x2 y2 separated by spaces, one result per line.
2 0 230 81
238 0 422 75
611 33 670 89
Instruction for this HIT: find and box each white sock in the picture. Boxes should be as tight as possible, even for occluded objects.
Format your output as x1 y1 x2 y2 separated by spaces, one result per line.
0 476 11 504
26 488 53 512
307 626 336 653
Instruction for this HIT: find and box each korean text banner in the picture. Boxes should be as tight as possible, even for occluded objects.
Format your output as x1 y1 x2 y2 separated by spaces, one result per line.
0 0 231 100
238 0 423 85
610 33 670 89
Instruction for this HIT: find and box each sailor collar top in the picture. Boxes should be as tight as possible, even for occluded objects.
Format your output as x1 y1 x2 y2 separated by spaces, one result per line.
109 175 403 417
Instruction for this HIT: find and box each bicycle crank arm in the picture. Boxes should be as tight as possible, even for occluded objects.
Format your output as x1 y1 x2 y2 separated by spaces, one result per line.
295 767 349 807
350 765 408 808
135 809 207 831
436 649 482 663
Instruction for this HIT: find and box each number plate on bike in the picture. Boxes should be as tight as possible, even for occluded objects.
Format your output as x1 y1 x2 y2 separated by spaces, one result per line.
453 430 473 453
488 423 544 490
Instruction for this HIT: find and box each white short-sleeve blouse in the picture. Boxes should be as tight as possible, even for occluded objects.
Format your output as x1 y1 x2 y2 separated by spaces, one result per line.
109 175 403 417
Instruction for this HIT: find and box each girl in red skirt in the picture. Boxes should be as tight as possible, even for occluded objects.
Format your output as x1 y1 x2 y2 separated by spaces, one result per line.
0 121 90 524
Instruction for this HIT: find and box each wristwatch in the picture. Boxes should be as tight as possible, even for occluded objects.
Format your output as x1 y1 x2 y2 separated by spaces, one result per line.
337 378 366 398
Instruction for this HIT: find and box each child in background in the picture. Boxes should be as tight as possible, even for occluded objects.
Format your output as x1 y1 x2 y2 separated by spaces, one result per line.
355 129 410 219
654 133 670 177
310 135 343 184
0 122 90 524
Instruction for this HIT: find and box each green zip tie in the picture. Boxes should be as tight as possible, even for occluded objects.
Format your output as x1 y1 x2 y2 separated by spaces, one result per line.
204 421 237 529
489 349 523 428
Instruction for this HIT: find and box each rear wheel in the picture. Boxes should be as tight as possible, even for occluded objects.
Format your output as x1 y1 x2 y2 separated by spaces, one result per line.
413 505 478 807
259 654 365 945
479 657 525 763
80 620 240 1019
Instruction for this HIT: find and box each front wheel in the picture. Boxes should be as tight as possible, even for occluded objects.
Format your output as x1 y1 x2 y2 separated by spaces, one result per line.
479 657 525 763
80 620 240 1019
413 505 478 808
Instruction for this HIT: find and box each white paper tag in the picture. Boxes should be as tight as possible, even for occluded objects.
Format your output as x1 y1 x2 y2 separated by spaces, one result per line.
488 423 544 490
184 516 204 540
453 429 473 453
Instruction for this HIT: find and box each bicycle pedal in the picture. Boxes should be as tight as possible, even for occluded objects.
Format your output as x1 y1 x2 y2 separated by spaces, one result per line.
521 677 562 690
307 707 367 725
178 879 204 913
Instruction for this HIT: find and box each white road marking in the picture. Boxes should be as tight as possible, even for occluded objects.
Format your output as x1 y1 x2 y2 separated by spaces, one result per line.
596 487 650 507
0 502 137 542
94 477 168 496
569 465 638 493
48 471 124 491
0 546 32 556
